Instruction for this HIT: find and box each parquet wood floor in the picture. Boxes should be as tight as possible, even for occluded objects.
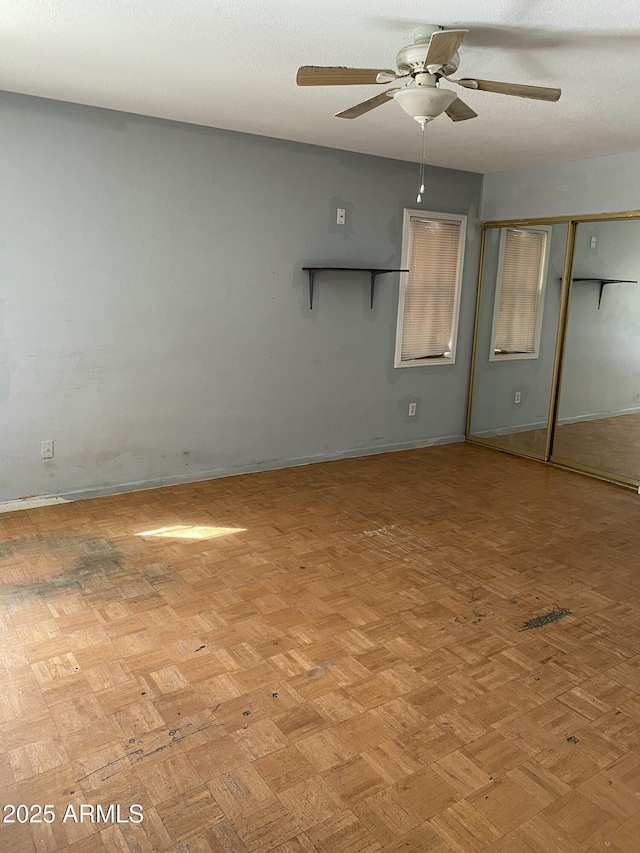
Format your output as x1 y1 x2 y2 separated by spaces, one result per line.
1 443 640 852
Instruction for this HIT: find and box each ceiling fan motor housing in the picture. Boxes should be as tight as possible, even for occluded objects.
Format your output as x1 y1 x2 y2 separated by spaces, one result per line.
396 25 460 77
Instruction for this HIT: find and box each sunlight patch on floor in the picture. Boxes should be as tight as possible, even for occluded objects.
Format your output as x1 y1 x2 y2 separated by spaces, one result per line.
136 524 246 540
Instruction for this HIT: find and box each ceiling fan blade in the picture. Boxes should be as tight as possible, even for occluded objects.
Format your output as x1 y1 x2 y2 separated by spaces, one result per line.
296 66 396 86
335 88 401 119
456 77 561 101
377 71 402 83
424 29 468 71
445 98 478 122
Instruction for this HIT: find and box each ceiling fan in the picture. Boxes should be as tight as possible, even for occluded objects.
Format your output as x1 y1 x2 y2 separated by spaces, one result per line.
296 25 561 125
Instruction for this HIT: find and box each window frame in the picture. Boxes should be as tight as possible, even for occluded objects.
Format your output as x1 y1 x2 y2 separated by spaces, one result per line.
489 225 553 362
394 208 467 369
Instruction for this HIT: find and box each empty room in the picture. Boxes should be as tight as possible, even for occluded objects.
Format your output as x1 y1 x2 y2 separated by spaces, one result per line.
2 2 640 852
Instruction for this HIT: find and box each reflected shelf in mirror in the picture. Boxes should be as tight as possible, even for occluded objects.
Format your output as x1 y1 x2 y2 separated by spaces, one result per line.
566 277 639 309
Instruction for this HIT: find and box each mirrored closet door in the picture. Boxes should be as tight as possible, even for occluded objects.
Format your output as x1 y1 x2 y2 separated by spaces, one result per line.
551 218 640 484
467 222 569 459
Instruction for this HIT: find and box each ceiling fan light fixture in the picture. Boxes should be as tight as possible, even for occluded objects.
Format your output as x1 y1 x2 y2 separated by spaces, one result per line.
393 86 457 123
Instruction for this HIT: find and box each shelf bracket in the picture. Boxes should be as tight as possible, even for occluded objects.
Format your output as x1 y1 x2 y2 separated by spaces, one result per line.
370 271 378 309
307 269 316 310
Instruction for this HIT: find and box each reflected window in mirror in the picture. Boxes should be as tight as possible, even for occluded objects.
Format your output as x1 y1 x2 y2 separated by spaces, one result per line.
490 226 551 361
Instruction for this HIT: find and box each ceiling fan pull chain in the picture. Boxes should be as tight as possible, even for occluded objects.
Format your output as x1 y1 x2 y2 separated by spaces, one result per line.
417 119 428 202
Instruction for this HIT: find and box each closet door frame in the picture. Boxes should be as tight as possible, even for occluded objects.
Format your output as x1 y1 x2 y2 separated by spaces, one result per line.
466 209 640 491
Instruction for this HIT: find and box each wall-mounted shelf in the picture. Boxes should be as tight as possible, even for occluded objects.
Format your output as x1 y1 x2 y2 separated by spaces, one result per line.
302 267 408 309
571 277 638 309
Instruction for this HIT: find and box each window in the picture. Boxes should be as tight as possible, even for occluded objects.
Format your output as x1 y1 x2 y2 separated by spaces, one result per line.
490 226 552 361
394 209 466 367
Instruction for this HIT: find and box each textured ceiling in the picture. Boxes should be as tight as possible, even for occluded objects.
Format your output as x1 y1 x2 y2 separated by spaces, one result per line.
2 0 640 173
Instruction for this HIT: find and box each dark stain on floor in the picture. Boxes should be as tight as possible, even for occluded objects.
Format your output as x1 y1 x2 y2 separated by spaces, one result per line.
519 606 571 631
0 533 127 597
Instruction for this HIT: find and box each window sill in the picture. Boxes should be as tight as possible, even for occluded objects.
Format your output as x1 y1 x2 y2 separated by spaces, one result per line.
395 356 455 368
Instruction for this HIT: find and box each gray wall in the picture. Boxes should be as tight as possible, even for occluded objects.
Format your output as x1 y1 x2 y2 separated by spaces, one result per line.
559 219 640 421
482 151 640 221
469 224 567 436
0 91 482 503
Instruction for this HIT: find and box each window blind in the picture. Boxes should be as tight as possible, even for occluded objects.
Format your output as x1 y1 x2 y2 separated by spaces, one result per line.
494 228 548 354
400 217 462 361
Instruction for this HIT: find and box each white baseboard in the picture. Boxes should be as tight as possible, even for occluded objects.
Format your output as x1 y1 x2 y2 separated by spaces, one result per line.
0 495 70 514
0 433 464 513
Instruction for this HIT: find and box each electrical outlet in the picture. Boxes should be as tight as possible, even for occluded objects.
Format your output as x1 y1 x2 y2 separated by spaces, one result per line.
336 208 346 225
41 440 54 459
408 402 417 417
590 235 597 249
514 391 521 404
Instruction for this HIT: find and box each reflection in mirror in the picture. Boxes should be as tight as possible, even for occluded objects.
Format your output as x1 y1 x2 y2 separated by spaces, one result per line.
468 223 568 457
552 219 640 481
490 226 551 362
